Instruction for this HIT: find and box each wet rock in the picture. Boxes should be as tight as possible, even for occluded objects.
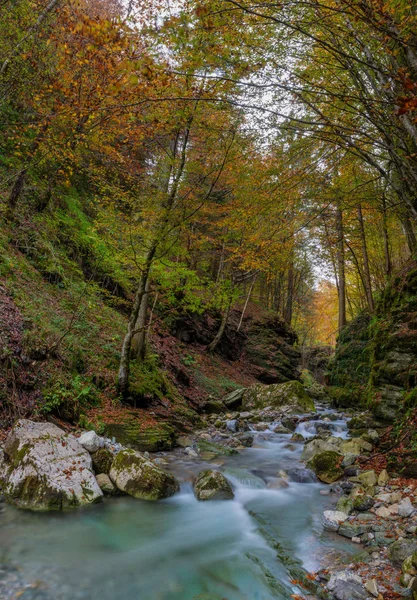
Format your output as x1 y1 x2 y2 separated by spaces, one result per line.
92 448 113 475
194 470 234 501
287 468 317 483
273 425 292 434
1 419 103 510
185 447 198 457
307 451 344 483
389 539 417 567
196 439 239 458
322 510 348 531
291 433 305 442
226 420 238 432
96 473 116 494
235 432 254 447
281 417 297 431
78 430 102 453
242 381 315 412
109 449 179 501
301 437 341 461
177 436 193 448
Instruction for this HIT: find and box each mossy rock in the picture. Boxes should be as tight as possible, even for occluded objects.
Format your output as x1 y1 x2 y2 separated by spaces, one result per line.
194 470 234 501
92 448 113 475
196 439 239 458
104 419 176 452
109 449 179 501
242 380 315 412
307 451 344 483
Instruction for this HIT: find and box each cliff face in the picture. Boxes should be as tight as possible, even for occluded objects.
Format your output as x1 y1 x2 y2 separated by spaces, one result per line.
328 264 417 423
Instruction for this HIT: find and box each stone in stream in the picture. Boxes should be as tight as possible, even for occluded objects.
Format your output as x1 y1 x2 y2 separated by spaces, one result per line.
0 419 103 510
307 451 344 483
109 449 179 501
301 437 341 461
322 510 348 531
287 468 317 483
196 439 239 458
194 470 234 501
241 381 315 412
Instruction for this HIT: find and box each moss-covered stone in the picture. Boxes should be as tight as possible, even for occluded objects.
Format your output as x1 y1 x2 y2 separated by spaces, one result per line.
92 448 113 475
109 449 179 501
104 419 176 452
194 470 234 501
196 439 239 458
307 451 344 483
242 380 315 412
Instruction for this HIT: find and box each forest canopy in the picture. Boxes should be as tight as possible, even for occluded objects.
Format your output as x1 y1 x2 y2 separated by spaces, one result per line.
1 0 416 394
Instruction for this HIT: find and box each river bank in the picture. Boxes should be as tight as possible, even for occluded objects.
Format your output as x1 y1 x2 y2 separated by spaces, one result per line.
0 387 416 600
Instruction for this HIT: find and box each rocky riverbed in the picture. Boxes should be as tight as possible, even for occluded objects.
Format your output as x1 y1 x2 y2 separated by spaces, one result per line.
0 380 416 599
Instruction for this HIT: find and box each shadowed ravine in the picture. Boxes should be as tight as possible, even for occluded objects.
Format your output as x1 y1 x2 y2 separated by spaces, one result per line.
0 407 357 600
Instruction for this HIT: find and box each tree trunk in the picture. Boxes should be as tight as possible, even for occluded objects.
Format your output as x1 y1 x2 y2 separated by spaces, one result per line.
402 214 417 255
283 264 294 325
336 205 346 332
207 298 232 353
7 169 26 214
357 204 374 312
237 277 256 331
131 277 151 361
381 194 392 278
117 245 156 397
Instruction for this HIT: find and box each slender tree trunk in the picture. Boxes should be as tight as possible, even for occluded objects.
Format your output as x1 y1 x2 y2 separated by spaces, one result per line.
207 297 232 353
381 194 392 278
284 264 294 325
131 278 151 361
117 246 156 397
357 204 374 312
402 214 417 255
237 277 256 331
336 205 347 332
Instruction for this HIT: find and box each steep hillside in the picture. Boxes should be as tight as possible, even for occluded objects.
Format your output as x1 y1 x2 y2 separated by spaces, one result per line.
0 194 301 445
328 262 417 474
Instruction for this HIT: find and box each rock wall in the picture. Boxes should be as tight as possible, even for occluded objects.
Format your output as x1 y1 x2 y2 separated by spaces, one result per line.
328 264 417 422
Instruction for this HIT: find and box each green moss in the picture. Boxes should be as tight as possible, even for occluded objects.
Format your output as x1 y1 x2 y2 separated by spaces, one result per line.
104 419 177 452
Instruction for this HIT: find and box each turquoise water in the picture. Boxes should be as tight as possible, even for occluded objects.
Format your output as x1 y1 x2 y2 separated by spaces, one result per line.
0 413 353 599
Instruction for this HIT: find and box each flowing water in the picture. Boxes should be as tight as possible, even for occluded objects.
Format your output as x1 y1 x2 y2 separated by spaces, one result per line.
0 407 355 600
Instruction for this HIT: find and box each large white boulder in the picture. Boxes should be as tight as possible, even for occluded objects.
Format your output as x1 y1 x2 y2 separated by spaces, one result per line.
1 419 103 511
